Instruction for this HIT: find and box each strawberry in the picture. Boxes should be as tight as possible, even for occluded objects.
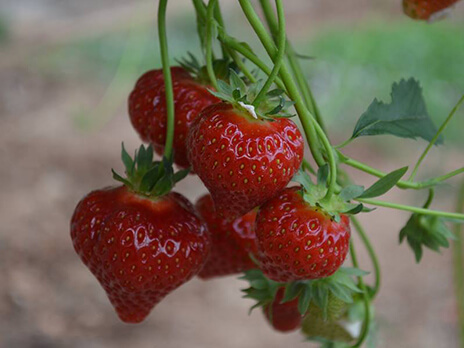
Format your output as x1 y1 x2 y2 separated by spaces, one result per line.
195 194 257 279
187 73 304 221
255 187 351 282
128 66 219 168
70 145 210 323
403 0 460 20
263 287 302 332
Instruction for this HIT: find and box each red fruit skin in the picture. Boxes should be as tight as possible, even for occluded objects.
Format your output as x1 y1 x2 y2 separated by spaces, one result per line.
187 103 304 220
70 186 210 323
195 194 257 279
255 187 351 282
263 288 302 332
403 0 459 20
128 67 219 168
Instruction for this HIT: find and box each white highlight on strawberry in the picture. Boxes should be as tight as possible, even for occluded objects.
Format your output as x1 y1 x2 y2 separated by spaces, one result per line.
238 101 258 120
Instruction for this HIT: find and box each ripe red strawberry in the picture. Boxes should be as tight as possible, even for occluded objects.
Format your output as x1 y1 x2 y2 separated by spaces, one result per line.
403 0 460 20
187 102 304 220
128 67 219 168
255 187 351 282
195 194 257 279
263 287 302 332
70 145 210 323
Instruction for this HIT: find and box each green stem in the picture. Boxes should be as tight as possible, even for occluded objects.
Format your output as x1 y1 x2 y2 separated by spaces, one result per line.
205 0 218 89
410 95 464 181
158 0 175 159
238 0 338 196
213 1 227 59
341 154 464 190
349 242 371 348
351 216 381 298
218 32 284 89
302 158 316 175
252 0 286 106
423 188 435 209
191 0 207 47
453 179 464 348
356 198 464 220
258 0 325 129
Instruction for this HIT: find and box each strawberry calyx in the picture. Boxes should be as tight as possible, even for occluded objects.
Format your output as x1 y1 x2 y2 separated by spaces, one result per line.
208 69 295 121
112 143 189 198
177 52 236 86
241 268 367 318
292 168 368 222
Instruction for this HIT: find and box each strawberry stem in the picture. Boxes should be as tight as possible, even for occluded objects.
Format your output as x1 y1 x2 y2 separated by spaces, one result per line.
258 0 325 130
453 179 464 348
251 0 286 107
158 0 175 159
351 216 381 298
238 0 338 199
205 0 219 90
349 242 371 348
409 94 464 181
356 198 464 221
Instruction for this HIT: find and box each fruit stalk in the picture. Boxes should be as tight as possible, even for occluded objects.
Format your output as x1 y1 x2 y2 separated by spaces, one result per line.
349 242 371 348
351 216 381 298
252 0 286 106
258 0 325 129
158 0 175 158
453 179 464 348
409 94 464 181
356 197 464 220
237 0 338 199
205 0 219 89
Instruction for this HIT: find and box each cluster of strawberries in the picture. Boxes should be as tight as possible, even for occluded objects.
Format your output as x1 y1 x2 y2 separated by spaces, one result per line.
70 66 350 331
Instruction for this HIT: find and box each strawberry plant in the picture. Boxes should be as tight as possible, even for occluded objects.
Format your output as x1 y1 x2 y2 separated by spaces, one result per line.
70 0 464 346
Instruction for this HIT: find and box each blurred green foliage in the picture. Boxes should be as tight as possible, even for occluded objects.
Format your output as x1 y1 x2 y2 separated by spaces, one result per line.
301 20 464 143
41 16 464 142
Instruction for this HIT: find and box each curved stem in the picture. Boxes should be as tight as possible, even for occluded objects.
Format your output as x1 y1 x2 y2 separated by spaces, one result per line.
356 198 464 220
252 0 286 106
258 0 325 129
341 154 464 190
218 33 284 89
238 0 326 168
158 0 175 158
205 0 218 89
349 242 371 348
423 188 435 209
453 179 464 348
409 94 464 181
213 1 228 59
237 0 338 197
351 216 381 298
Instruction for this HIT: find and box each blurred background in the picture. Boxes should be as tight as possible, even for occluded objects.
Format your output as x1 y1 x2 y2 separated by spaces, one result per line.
0 0 463 347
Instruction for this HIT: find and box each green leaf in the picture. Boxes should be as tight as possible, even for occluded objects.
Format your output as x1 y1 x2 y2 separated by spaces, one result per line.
399 214 455 262
339 185 364 201
352 78 442 144
358 166 408 199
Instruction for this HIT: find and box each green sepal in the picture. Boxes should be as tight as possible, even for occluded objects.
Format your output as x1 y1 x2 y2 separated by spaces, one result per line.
399 213 455 262
358 166 408 199
281 267 367 318
240 269 283 314
292 170 363 219
207 68 295 120
112 143 189 197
